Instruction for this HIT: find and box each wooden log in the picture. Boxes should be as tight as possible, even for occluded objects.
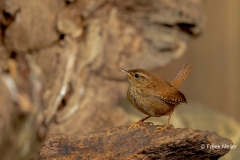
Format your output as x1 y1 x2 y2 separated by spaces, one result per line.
38 126 232 159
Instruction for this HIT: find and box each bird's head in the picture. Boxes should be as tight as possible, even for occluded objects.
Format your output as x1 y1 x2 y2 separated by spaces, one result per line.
119 69 153 87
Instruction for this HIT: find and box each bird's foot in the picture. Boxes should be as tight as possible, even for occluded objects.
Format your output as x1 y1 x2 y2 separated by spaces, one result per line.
154 124 173 133
154 125 167 133
141 122 154 126
128 121 154 130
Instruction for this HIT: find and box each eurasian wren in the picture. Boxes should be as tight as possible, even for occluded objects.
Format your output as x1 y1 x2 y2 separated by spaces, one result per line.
120 64 192 132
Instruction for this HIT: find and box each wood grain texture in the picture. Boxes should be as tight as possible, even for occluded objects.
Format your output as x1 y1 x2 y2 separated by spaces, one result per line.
38 126 232 160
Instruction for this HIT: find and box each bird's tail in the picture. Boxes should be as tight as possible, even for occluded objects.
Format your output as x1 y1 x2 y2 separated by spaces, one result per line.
170 64 192 88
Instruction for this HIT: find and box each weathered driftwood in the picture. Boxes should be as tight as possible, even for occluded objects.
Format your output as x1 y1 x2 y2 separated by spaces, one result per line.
0 54 47 160
0 0 206 137
38 126 232 160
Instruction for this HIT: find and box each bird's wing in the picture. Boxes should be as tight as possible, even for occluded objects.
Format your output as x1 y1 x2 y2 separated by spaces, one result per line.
156 87 186 105
144 77 187 105
143 84 186 105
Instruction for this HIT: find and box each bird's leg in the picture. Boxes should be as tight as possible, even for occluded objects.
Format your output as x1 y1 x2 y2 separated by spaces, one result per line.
155 109 174 133
128 115 153 130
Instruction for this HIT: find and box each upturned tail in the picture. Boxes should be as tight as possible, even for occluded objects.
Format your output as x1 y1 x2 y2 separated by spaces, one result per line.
170 64 192 88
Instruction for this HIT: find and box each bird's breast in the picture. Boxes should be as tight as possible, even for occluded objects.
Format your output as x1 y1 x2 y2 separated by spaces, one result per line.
127 86 174 117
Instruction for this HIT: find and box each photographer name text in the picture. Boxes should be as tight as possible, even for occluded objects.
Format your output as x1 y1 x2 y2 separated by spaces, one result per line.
201 144 237 150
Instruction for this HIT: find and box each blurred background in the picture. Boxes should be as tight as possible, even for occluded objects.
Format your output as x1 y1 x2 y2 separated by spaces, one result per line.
154 0 240 122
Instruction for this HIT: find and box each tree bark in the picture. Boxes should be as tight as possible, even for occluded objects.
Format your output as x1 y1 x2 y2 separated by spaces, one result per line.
38 126 232 160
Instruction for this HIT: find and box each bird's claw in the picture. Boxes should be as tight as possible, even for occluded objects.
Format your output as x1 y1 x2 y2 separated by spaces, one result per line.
154 126 166 133
142 122 154 126
154 124 174 133
128 121 154 130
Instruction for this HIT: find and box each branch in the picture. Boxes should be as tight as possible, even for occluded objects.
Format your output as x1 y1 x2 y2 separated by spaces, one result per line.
38 126 232 159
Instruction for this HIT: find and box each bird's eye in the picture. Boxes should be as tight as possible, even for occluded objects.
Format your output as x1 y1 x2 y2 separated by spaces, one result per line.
135 74 140 78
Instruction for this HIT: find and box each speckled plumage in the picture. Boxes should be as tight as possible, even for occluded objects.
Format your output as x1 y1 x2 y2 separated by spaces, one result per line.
126 68 186 117
120 64 192 131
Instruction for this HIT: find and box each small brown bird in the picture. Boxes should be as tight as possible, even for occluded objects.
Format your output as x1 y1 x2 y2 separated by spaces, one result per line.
120 64 192 132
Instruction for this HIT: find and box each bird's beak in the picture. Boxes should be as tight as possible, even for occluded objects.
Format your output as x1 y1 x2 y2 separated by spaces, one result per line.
119 69 131 77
